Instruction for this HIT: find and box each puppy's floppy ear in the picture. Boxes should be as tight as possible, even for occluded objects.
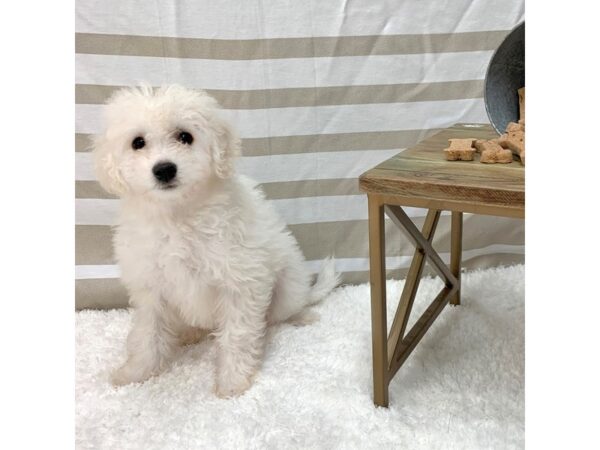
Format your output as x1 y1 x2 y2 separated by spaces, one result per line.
208 114 241 179
164 85 240 179
92 134 128 196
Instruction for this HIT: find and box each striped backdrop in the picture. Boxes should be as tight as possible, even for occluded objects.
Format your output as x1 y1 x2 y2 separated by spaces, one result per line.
75 0 525 309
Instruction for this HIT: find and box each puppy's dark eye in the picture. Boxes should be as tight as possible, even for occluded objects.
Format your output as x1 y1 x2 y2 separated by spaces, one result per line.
131 136 145 150
177 131 193 145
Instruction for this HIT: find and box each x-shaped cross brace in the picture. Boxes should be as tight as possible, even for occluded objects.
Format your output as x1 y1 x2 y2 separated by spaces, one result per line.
368 195 463 407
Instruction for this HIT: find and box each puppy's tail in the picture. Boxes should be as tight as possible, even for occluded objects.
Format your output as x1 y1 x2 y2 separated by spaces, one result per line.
308 257 341 305
285 257 340 327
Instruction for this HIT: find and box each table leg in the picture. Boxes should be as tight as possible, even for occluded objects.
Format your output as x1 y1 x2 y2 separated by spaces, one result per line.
367 195 388 407
450 211 463 306
367 202 460 407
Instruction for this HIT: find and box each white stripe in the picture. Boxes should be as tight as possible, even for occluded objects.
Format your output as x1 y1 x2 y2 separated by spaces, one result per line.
75 99 488 137
239 149 402 183
76 265 121 280
76 51 493 90
76 0 524 39
76 149 403 183
75 244 524 280
75 153 96 181
76 199 119 226
75 197 432 226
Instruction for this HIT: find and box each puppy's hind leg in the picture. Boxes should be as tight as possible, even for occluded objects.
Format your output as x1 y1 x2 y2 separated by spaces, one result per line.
111 292 182 386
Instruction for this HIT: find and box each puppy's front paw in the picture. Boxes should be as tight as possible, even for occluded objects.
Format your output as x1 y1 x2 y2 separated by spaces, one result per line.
215 373 253 398
110 361 154 386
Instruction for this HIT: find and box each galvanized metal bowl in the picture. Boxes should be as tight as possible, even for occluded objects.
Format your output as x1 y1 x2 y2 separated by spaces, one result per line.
484 22 525 135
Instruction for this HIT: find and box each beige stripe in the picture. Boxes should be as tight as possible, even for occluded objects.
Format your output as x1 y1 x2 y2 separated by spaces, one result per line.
76 225 115 265
75 128 440 155
292 215 525 261
75 181 116 199
75 215 524 265
75 80 483 108
341 253 525 286
75 178 360 200
75 31 508 60
259 179 361 200
242 129 439 156
76 133 92 152
75 252 524 310
76 278 128 310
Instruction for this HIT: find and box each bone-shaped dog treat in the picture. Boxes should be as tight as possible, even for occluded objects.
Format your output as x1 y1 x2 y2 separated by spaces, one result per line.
444 138 476 161
472 138 500 152
448 87 526 166
506 121 524 133
498 128 525 166
474 139 503 153
475 139 513 164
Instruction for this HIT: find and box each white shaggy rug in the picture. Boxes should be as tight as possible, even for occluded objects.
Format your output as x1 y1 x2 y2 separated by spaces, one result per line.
76 265 524 449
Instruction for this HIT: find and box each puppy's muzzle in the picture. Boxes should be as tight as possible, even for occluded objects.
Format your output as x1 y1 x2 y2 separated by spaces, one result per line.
153 161 178 185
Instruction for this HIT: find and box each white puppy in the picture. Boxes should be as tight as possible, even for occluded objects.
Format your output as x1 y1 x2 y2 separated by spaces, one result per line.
93 85 339 397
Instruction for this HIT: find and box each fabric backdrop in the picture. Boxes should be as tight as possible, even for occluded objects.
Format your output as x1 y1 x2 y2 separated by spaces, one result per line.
75 0 525 309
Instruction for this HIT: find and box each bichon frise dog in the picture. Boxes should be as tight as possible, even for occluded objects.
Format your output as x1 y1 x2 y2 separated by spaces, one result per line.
93 85 340 397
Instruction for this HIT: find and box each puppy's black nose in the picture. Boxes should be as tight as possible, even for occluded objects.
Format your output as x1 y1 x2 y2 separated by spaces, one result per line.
152 161 177 183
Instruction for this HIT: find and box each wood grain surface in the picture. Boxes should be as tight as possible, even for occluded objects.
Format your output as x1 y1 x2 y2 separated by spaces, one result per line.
359 124 525 218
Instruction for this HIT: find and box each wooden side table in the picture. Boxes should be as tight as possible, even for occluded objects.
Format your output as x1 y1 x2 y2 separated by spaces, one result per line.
358 123 525 407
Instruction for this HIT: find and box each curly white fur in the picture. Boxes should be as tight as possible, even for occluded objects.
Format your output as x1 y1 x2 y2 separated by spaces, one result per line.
93 85 340 397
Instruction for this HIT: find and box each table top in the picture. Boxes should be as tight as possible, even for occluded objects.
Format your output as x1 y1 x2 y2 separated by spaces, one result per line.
359 123 525 218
